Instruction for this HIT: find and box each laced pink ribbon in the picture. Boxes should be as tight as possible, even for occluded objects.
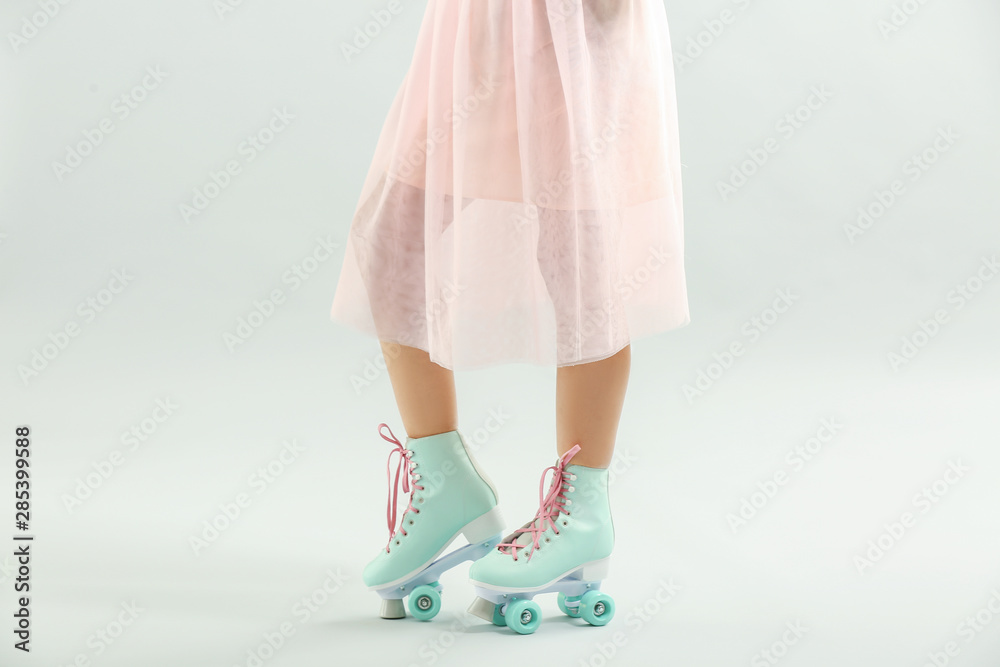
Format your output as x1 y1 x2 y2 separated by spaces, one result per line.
498 444 582 561
379 423 423 552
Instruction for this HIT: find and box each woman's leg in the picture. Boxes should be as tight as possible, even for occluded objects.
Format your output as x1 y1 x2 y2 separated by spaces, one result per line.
555 344 631 468
380 341 458 439
466 344 625 617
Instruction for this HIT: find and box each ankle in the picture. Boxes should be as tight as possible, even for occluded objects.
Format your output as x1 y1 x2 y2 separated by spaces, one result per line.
407 428 459 442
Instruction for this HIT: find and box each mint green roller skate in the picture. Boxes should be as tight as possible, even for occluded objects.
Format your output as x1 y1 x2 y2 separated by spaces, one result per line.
364 423 505 620
467 444 615 634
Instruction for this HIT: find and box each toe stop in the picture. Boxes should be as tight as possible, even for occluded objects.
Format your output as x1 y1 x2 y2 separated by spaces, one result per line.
380 598 406 619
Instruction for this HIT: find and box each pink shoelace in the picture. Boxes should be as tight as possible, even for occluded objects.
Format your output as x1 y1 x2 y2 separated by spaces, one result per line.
498 444 582 562
379 423 423 553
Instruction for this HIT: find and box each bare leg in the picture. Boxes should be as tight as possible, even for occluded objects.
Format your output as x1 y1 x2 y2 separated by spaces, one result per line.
380 341 458 439
555 344 631 468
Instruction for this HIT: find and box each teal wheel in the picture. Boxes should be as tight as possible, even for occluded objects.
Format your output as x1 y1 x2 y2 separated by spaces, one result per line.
557 592 582 618
579 590 615 626
505 599 542 635
491 603 507 626
408 585 441 621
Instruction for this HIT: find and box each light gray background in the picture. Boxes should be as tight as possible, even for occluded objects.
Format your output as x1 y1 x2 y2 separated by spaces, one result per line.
2 0 999 665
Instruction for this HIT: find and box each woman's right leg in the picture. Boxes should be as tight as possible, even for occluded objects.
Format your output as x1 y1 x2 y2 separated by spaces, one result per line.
380 341 458 439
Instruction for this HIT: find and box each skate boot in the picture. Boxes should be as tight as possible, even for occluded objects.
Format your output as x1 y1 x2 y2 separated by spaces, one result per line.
363 423 505 620
467 444 615 634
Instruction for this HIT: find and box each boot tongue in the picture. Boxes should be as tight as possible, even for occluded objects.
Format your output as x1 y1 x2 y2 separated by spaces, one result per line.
500 517 542 555
503 465 566 553
509 523 536 548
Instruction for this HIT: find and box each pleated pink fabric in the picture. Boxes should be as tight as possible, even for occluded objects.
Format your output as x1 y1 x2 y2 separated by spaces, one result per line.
331 0 689 370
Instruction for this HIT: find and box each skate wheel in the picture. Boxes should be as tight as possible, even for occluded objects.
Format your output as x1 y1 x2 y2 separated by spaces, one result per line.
505 599 541 635
408 585 441 621
491 603 507 626
579 590 615 626
557 592 582 618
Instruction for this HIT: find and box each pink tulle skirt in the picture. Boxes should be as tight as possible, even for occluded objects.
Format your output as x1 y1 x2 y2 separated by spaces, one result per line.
331 0 688 370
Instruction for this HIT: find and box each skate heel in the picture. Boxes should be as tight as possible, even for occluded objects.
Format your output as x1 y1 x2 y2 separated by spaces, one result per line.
579 556 610 581
462 505 505 544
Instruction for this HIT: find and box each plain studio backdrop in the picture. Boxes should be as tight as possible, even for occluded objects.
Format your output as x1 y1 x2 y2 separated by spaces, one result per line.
2 0 999 665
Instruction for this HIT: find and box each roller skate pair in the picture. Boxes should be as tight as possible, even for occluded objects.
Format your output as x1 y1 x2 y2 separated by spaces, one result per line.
361 423 616 634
